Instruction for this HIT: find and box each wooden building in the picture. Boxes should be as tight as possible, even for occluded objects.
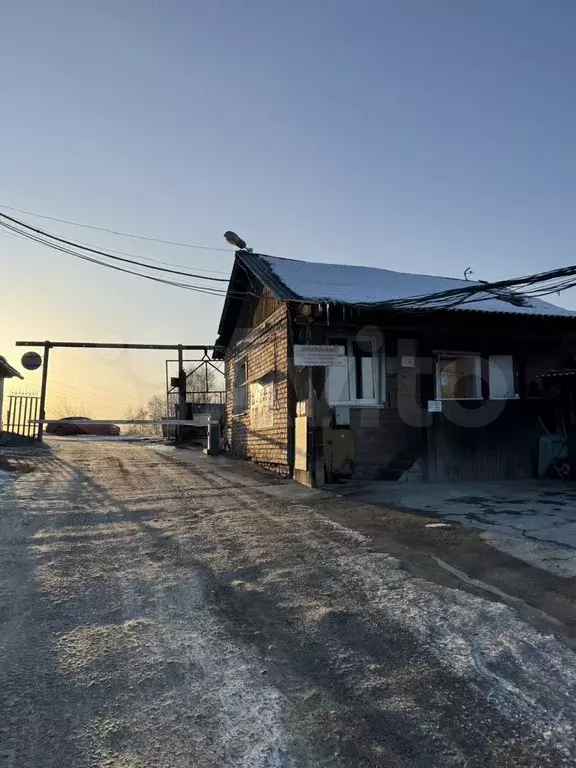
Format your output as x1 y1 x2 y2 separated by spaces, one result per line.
0 356 23 434
214 252 576 485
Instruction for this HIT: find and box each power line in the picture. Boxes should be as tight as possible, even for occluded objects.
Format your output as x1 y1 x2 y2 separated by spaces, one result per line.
50 372 145 406
0 212 230 283
57 353 118 374
10 201 571 311
376 264 576 311
48 388 91 406
48 385 148 414
0 214 259 299
70 239 230 275
49 382 128 408
0 203 232 252
0 221 234 297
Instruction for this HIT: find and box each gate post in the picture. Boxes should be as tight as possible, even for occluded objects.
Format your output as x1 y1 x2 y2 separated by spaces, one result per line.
38 342 51 442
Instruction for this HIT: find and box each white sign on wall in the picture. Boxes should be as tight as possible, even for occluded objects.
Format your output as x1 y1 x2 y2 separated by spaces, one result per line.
428 400 443 413
293 344 347 367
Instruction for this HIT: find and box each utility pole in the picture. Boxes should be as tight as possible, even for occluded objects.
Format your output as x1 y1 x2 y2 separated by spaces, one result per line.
177 345 187 443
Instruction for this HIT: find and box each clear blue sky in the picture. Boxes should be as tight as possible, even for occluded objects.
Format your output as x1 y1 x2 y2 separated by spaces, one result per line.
1 0 575 413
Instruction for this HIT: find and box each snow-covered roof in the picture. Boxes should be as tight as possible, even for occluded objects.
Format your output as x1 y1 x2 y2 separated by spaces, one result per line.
240 253 575 318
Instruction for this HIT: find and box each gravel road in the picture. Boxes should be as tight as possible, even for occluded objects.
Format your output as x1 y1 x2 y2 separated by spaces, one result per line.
1 439 576 767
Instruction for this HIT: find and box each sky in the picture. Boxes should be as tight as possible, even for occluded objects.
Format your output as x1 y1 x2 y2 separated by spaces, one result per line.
1 0 575 417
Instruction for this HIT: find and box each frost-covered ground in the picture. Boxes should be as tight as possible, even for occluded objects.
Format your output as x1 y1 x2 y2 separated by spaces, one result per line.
340 480 576 577
1 440 575 767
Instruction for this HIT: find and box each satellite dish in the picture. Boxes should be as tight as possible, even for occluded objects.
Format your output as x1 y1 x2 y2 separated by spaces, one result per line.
21 351 42 371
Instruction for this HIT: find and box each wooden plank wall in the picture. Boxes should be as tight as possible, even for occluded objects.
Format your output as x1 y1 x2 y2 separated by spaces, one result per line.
426 401 544 480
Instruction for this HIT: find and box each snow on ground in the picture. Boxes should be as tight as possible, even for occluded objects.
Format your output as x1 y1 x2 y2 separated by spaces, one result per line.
349 480 576 577
2 450 290 768
56 613 290 768
3 441 576 766
0 469 13 488
350 556 576 756
308 514 576 760
45 434 160 442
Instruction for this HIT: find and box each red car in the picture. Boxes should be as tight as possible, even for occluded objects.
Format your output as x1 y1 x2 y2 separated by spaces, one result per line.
46 417 120 437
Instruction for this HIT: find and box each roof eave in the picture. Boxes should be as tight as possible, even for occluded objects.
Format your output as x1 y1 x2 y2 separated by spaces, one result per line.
236 251 301 302
270 296 576 321
0 364 23 379
214 251 301 355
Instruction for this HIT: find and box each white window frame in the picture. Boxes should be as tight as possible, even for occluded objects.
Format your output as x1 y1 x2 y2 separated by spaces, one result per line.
232 357 248 415
435 352 518 400
327 337 386 406
435 352 483 400
488 354 518 400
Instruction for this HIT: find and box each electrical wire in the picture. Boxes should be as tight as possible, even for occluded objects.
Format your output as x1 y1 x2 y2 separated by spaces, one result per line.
49 381 131 408
5 204 574 312
0 221 226 295
63 237 230 275
0 214 261 300
0 220 258 299
50 372 145 406
48 388 92 406
48 384 156 416
0 212 229 282
0 219 225 294
370 264 576 311
0 203 232 252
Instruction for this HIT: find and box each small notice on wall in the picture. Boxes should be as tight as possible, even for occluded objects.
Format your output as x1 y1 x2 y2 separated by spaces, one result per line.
250 379 274 429
293 344 347 367
428 400 443 413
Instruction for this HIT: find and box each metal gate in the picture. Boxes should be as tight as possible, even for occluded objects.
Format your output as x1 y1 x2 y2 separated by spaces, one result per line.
5 394 41 439
165 357 225 440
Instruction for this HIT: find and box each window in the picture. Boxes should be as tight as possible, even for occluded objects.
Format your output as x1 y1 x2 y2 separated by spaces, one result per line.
488 355 516 399
233 359 248 414
327 338 385 405
435 352 517 400
436 354 482 399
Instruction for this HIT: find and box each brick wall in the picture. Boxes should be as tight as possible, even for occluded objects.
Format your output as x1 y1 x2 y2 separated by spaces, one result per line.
349 407 425 479
225 305 291 475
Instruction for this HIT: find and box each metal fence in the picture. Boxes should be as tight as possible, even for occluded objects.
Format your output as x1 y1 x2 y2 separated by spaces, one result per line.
166 358 225 418
164 358 225 441
4 393 41 439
